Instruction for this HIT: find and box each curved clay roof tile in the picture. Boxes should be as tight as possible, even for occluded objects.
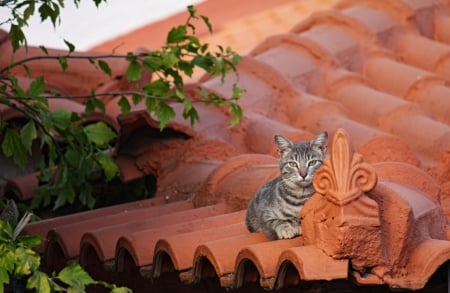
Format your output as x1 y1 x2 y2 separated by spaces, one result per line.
233 237 302 290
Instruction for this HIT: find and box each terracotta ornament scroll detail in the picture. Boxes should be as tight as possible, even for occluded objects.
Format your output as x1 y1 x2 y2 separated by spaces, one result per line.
313 129 377 205
303 128 383 271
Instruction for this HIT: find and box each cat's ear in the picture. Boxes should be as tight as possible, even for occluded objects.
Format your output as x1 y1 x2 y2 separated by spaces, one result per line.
274 135 293 156
311 131 328 153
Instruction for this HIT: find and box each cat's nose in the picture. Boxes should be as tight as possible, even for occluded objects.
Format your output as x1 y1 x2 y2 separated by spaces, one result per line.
299 170 307 178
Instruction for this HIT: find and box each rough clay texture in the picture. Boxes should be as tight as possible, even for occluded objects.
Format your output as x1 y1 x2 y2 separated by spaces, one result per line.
1 0 450 292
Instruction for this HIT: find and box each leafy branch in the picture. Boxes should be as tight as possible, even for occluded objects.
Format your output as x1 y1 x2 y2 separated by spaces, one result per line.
0 1 246 292
0 207 130 292
0 1 245 212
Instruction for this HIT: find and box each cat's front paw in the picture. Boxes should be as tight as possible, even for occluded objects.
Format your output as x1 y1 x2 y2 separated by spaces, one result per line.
276 224 300 239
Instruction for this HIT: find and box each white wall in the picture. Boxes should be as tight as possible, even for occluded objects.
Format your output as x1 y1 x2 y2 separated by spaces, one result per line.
0 0 203 51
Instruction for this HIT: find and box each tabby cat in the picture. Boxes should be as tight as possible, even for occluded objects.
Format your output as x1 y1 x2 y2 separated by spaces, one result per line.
245 131 328 240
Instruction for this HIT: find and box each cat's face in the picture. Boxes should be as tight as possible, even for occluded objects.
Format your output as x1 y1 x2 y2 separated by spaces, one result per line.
275 132 328 188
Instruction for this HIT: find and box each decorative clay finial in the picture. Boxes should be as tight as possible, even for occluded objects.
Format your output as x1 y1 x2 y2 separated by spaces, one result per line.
313 129 377 205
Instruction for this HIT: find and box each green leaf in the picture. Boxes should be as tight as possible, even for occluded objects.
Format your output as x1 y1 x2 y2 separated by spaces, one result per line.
145 98 158 113
64 148 80 167
111 287 132 293
232 84 246 99
27 76 46 97
9 24 26 52
143 53 162 72
20 121 37 154
0 268 10 292
187 5 196 18
231 52 241 66
200 15 213 33
178 60 194 77
125 60 142 82
132 94 143 105
183 106 199 126
39 45 49 55
23 2 36 23
38 2 59 26
229 103 243 127
0 220 13 241
16 235 42 249
85 96 105 115
98 60 112 77
49 109 73 130
14 247 40 276
160 51 179 69
43 134 57 168
54 186 76 210
8 76 23 96
156 102 175 130
192 55 213 71
167 26 187 43
118 96 131 114
57 264 94 290
96 152 119 181
84 122 116 148
0 249 15 272
64 39 75 53
78 188 95 210
23 64 32 78
1 128 27 168
27 271 51 293
143 79 170 97
198 87 209 99
125 52 136 62
58 56 68 71
93 0 104 7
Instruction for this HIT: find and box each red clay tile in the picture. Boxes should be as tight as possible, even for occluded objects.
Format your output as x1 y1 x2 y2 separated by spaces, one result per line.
302 129 448 289
3 171 39 200
24 196 175 252
154 222 248 280
45 199 214 268
383 239 450 289
80 202 230 271
435 12 450 43
89 0 306 54
189 233 273 287
0 33 145 98
113 155 145 183
193 154 279 210
233 237 302 289
3 0 450 291
275 245 349 289
114 203 227 269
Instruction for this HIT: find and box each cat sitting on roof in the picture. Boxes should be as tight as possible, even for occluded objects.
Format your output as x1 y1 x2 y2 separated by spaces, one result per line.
246 131 328 240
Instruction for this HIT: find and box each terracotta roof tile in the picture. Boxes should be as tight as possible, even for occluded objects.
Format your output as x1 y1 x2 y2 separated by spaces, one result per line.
24 197 170 253
275 245 349 287
152 221 247 278
90 0 340 54
233 237 303 289
108 203 229 268
45 199 210 265
2 0 450 291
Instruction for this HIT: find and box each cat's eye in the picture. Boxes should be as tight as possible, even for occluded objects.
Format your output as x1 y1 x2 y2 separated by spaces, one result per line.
288 161 298 168
308 160 318 166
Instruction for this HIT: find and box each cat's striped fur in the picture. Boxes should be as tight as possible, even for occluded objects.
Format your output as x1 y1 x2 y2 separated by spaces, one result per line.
245 131 328 240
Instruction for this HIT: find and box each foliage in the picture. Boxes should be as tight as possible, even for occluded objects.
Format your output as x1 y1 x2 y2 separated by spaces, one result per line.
0 210 131 292
0 1 245 211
